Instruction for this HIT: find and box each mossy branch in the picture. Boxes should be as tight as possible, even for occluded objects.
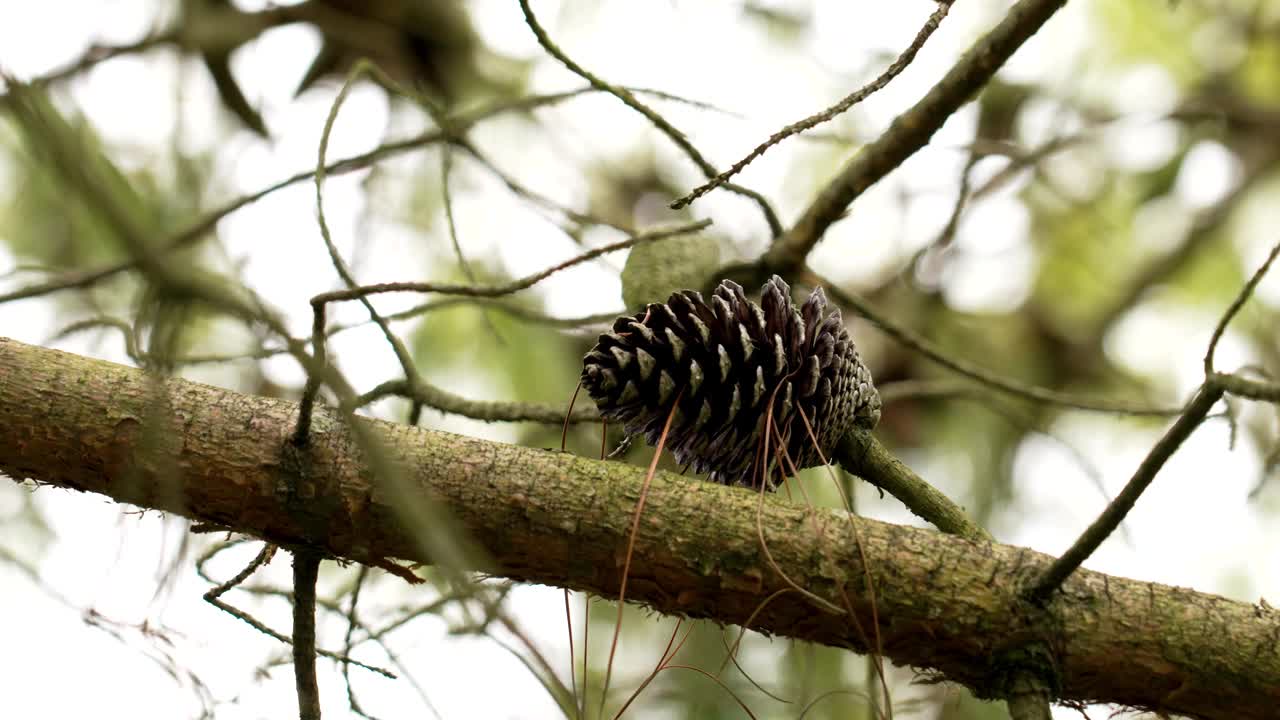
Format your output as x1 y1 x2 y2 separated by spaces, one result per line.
1 336 1278 719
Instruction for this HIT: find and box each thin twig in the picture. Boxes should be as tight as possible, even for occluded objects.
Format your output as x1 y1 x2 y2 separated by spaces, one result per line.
49 316 142 363
0 128 439 307
1205 239 1280 376
1026 383 1223 603
340 566 382 720
812 270 1179 416
518 0 782 237
0 85 693 308
294 302 327 446
312 219 711 306
352 377 600 423
440 144 477 282
175 300 619 367
766 0 1069 273
673 1 954 209
1024 241 1280 599
1211 372 1280 402
0 33 179 103
201 543 395 678
297 61 423 443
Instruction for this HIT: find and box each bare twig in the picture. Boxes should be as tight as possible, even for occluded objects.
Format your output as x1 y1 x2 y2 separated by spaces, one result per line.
352 377 600 423
518 0 782 237
49 316 142 363
1027 240 1280 601
311 219 711 306
339 566 381 720
1211 372 1280 402
292 552 323 720
812 270 1180 416
200 543 394 678
672 1 954 209
1205 239 1280 376
0 86 695 308
173 300 619 367
440 145 477 282
765 0 1069 274
0 33 179 103
1025 383 1222 603
297 61 422 444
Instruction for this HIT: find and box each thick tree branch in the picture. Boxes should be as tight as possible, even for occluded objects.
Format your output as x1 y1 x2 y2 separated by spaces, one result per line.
2 336 1278 719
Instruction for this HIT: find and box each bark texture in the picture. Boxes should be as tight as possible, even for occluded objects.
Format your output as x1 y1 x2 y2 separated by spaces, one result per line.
1 336 1277 718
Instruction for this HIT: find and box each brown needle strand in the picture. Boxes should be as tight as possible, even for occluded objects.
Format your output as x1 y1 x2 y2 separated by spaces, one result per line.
561 382 584 452
562 589 579 720
599 387 684 718
796 406 891 717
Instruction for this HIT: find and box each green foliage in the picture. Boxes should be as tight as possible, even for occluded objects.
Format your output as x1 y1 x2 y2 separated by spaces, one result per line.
1028 173 1145 338
0 98 138 268
1090 0 1201 83
620 234 721 310
4 83 164 246
1240 39 1280 104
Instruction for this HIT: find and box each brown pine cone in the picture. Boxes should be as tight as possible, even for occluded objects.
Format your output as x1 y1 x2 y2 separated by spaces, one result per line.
582 275 879 488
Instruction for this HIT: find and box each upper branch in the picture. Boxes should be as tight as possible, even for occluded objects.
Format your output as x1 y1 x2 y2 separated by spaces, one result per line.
764 0 1068 274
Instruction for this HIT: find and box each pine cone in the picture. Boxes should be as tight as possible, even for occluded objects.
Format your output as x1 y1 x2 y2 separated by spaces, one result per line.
581 275 879 489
